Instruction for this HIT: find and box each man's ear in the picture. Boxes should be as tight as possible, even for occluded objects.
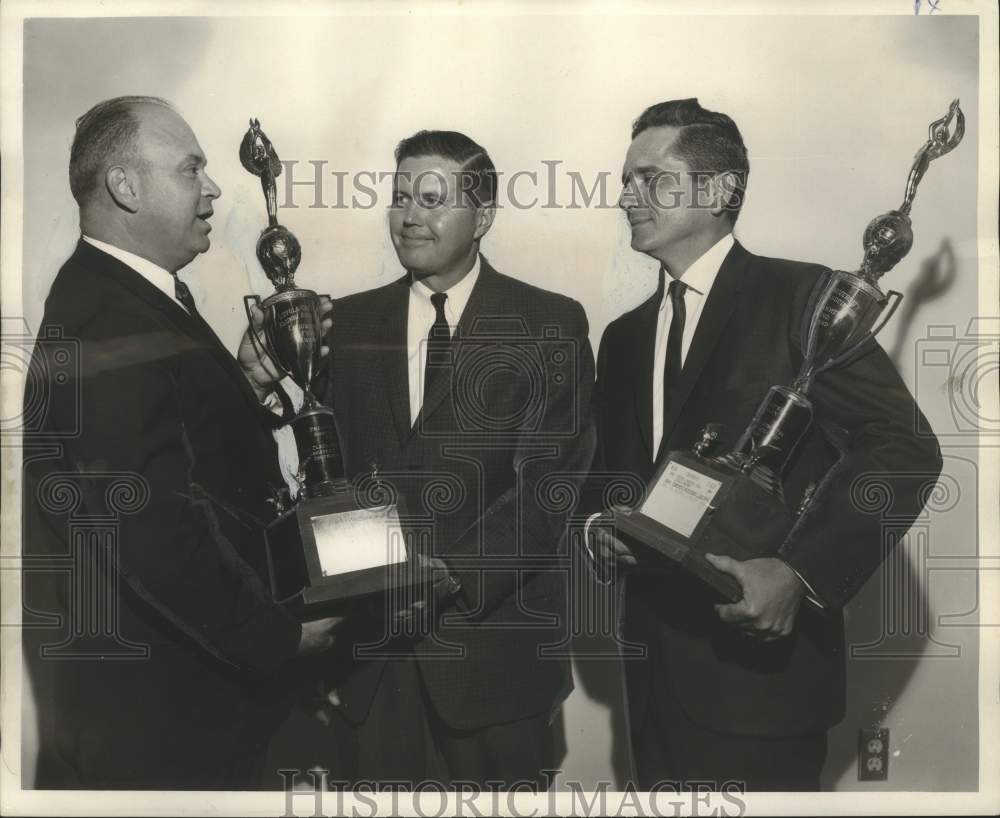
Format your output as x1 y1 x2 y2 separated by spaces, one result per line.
473 205 496 240
105 166 140 213
709 171 740 218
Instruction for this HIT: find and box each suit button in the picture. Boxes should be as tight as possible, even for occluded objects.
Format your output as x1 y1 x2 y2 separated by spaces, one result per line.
446 575 462 595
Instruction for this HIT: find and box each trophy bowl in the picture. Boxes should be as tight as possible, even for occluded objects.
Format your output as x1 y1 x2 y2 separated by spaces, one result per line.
251 289 323 392
799 271 889 380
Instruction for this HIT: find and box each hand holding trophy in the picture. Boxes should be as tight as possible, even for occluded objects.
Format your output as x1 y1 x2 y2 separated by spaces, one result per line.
612 100 965 602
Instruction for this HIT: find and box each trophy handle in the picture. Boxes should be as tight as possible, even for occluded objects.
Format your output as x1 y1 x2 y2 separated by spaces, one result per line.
818 288 904 374
865 289 904 340
243 294 292 381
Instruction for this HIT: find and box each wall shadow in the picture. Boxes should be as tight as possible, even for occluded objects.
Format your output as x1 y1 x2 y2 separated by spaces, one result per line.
888 239 957 366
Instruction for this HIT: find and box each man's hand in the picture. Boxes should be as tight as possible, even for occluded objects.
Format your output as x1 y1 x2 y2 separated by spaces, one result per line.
583 512 637 583
390 554 455 626
239 295 333 401
296 615 344 655
706 554 806 642
594 527 638 570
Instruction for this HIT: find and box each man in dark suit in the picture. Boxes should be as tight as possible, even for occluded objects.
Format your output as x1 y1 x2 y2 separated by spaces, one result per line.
280 130 595 787
22 96 341 789
585 99 942 790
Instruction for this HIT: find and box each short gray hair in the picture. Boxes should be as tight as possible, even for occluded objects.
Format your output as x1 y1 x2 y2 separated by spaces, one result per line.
69 95 173 205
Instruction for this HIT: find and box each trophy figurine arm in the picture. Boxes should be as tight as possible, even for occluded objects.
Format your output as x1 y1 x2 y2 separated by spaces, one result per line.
239 117 283 226
900 98 964 216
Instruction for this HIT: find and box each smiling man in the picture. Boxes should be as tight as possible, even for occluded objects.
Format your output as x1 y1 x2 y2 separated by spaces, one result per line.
585 98 941 790
23 96 341 789
296 130 596 788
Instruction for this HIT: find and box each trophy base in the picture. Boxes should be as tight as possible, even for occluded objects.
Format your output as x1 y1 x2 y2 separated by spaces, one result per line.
265 486 425 618
612 450 795 602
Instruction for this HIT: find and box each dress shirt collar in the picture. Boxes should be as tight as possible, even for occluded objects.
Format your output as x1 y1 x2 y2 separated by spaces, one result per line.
82 234 187 311
410 254 481 327
660 232 735 306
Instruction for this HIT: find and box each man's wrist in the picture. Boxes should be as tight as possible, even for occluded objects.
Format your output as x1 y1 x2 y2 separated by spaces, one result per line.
780 559 824 609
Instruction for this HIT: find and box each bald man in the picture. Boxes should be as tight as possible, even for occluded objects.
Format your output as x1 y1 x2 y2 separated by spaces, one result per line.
22 96 340 789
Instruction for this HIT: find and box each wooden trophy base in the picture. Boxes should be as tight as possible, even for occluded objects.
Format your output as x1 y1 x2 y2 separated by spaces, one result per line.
265 486 426 618
611 450 795 602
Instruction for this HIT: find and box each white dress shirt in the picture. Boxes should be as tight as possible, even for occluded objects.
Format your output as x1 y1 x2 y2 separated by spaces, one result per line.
651 232 734 455
406 255 480 427
82 235 189 314
272 257 481 495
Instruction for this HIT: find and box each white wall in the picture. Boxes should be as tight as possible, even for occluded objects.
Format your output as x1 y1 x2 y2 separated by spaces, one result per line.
18 10 982 791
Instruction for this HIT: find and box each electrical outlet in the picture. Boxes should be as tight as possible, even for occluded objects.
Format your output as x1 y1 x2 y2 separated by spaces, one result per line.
858 728 890 781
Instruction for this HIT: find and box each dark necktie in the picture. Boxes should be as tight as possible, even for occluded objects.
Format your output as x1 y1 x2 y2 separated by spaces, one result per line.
658 277 687 460
173 277 198 316
422 291 451 411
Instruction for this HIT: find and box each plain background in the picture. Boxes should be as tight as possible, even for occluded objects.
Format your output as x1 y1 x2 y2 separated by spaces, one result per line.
15 10 984 793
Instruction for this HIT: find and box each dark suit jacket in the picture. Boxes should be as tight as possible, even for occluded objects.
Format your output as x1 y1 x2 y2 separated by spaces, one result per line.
22 240 303 789
317 257 595 731
591 241 942 737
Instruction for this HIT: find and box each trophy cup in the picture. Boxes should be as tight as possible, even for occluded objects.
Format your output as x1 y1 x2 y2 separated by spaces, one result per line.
613 100 965 601
240 119 415 613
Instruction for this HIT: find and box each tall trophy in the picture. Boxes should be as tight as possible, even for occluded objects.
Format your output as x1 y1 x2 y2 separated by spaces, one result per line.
240 119 414 613
613 100 966 601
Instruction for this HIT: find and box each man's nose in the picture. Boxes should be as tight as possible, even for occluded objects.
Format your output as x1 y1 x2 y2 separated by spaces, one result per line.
618 180 637 210
203 172 222 200
401 199 422 226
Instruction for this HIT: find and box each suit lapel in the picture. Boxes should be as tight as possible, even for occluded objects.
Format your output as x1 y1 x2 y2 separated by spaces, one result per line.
630 274 663 462
76 241 266 413
658 240 749 460
376 276 414 446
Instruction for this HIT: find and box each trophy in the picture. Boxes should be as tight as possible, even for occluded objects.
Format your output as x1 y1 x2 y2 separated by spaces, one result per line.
240 119 415 613
613 100 965 601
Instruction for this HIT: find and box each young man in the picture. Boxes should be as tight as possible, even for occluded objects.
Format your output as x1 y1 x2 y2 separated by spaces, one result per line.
587 98 942 791
245 130 596 787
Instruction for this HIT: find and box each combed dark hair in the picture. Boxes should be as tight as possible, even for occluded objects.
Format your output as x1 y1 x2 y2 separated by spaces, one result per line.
394 130 497 208
69 95 173 206
632 98 749 223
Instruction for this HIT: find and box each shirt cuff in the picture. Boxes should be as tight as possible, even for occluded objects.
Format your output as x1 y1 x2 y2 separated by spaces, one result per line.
281 377 305 413
261 390 284 415
582 512 615 586
786 563 825 610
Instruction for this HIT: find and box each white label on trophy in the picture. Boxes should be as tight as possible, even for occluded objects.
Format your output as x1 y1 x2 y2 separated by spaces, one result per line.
311 504 407 577
642 461 722 538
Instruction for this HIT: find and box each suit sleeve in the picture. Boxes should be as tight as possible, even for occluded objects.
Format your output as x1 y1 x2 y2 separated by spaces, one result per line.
64 311 302 674
778 270 943 609
442 299 598 619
